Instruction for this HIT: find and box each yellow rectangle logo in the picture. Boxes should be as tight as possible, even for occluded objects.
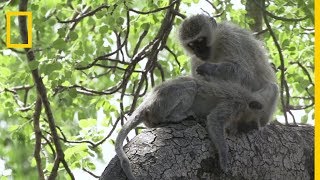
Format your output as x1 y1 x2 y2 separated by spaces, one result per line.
6 11 32 48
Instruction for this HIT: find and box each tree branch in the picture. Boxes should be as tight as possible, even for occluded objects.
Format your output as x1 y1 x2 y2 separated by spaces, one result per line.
56 5 110 23
262 7 289 124
18 1 74 179
252 0 309 22
33 97 45 180
100 120 314 179
128 0 178 14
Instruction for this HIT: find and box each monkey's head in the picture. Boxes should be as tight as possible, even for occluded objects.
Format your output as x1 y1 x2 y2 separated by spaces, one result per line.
178 14 217 61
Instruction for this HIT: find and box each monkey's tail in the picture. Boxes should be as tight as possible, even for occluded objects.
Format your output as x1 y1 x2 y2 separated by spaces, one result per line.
115 115 141 180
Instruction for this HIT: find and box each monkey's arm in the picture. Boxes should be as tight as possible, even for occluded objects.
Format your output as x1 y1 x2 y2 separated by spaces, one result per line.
206 100 248 171
196 62 261 90
196 62 246 80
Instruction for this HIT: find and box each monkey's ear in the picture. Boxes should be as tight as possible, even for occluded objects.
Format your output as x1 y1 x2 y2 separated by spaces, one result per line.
209 17 217 28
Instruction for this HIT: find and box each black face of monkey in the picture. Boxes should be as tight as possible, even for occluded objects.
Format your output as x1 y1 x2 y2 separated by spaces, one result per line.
187 37 210 60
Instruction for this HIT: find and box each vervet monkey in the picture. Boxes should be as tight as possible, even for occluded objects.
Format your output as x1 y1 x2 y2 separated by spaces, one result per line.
178 14 279 131
115 76 276 179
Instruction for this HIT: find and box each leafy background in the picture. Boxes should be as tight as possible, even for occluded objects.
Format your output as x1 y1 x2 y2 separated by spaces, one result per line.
0 0 314 179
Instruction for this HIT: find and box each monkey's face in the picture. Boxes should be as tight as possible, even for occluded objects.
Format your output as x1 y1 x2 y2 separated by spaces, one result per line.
187 37 210 60
179 14 217 61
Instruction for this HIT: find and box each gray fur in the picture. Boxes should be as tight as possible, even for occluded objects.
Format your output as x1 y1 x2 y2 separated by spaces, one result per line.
115 77 265 179
115 14 279 179
178 14 279 130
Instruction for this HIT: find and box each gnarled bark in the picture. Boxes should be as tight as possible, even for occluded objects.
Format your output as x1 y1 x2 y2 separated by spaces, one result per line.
100 120 314 180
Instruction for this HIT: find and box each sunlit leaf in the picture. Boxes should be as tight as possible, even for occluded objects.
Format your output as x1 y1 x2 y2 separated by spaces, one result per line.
79 118 97 128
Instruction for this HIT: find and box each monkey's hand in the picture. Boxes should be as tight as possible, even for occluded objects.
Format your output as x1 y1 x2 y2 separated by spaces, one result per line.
197 62 241 81
196 62 218 76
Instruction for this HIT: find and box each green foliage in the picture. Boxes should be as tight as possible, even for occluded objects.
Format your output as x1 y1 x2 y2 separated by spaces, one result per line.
0 0 314 179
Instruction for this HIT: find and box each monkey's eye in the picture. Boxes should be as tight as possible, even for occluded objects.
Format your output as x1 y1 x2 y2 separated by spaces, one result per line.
197 37 204 42
188 42 194 47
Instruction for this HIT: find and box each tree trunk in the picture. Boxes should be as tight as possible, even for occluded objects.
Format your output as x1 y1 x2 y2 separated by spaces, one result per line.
246 0 264 39
100 119 314 180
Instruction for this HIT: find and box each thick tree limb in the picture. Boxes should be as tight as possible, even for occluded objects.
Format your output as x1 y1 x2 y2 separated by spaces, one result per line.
100 120 314 179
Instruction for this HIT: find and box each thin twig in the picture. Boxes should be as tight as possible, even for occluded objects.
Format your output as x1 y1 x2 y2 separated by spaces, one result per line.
128 0 177 14
56 5 110 23
262 5 288 124
83 168 100 178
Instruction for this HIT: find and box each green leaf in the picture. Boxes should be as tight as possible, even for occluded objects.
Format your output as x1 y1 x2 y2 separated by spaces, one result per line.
52 38 66 49
68 88 78 98
62 81 71 86
64 144 88 161
48 19 56 26
43 62 63 75
141 23 150 30
31 158 36 167
46 163 54 172
116 17 124 26
74 49 84 56
1 176 9 180
31 4 39 11
95 11 105 19
79 118 97 128
282 39 290 47
50 62 63 71
86 162 96 170
58 28 66 37
288 46 296 51
8 125 19 132
99 25 109 34
0 67 11 77
69 32 78 41
28 61 40 70
49 72 59 81
301 115 308 124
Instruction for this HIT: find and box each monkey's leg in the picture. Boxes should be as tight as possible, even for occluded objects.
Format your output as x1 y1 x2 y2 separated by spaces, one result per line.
233 83 278 134
233 101 263 134
234 119 260 134
253 82 279 126
206 101 246 171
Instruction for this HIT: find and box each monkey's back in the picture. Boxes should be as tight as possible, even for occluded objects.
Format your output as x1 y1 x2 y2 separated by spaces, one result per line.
214 22 277 89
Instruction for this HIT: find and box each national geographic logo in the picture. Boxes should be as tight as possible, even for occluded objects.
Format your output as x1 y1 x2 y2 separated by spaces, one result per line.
6 11 32 48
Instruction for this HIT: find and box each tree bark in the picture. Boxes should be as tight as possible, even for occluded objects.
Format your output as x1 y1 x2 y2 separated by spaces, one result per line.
245 0 264 38
100 119 314 180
